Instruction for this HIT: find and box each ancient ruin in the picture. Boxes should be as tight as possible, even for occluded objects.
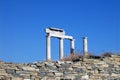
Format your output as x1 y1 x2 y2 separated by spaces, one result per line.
0 54 120 80
45 28 75 61
0 28 120 80
83 37 88 57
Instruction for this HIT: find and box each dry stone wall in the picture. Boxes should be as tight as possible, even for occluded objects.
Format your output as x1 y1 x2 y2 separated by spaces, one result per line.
0 55 120 80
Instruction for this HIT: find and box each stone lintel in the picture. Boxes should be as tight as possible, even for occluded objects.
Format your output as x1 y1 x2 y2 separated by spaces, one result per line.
46 28 65 36
64 35 73 40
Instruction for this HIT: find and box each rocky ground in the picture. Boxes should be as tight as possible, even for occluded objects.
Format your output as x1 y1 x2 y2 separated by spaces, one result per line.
0 54 120 80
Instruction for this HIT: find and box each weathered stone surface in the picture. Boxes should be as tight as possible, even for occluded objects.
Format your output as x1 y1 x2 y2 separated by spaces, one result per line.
6 69 16 74
44 62 57 69
0 69 8 75
81 74 89 79
54 72 63 76
16 70 29 74
21 66 39 71
0 55 120 80
12 77 23 80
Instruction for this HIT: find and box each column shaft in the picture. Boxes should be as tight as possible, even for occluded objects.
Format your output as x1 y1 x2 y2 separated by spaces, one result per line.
46 34 51 61
83 37 88 56
59 38 64 60
70 39 75 54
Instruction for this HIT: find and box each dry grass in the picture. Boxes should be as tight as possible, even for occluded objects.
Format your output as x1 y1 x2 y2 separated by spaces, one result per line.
101 52 113 57
61 52 120 61
62 53 80 61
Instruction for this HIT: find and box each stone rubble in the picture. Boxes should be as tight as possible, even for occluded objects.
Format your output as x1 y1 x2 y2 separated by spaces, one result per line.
0 54 120 80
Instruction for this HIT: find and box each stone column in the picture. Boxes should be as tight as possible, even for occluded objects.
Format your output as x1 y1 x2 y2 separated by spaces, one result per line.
59 38 64 60
83 37 88 56
46 33 51 61
70 39 75 54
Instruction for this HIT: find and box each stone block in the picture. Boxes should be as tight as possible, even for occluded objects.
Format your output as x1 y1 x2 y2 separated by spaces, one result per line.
0 69 8 75
21 66 39 71
54 72 63 76
111 73 118 77
38 72 46 77
61 64 71 68
65 61 73 64
56 61 64 65
49 70 58 73
16 70 29 74
86 66 92 70
12 77 23 80
81 74 89 79
44 62 57 69
74 68 83 73
6 69 16 74
47 72 54 76
24 79 30 80
67 67 73 71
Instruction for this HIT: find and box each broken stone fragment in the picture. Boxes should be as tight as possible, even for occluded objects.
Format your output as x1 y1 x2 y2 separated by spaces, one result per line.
81 74 89 79
44 62 57 69
53 72 63 76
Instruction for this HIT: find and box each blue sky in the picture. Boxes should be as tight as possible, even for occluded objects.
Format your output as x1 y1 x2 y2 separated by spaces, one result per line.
0 0 120 63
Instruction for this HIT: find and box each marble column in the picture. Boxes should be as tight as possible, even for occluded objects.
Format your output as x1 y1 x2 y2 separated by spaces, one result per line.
83 37 88 56
46 33 51 61
70 39 75 54
59 38 64 60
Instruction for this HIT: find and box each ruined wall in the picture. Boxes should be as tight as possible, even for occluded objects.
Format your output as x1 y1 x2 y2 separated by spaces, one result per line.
0 55 120 80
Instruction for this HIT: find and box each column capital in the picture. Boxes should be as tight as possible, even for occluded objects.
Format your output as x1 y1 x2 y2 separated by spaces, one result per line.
83 37 87 39
46 33 51 37
70 39 75 41
59 37 64 39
